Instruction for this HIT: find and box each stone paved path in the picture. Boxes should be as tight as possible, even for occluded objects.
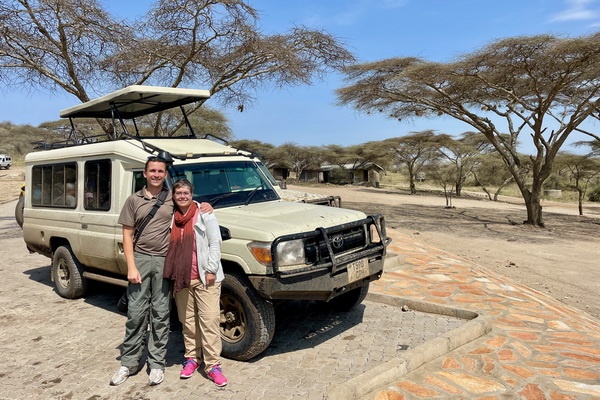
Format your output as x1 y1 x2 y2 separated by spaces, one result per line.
360 228 600 400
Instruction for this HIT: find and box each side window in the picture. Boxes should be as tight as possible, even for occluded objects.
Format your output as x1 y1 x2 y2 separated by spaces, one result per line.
133 171 145 193
31 163 77 208
84 159 111 211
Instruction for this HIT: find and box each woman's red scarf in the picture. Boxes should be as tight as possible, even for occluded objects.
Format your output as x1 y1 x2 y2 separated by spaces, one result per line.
164 201 198 293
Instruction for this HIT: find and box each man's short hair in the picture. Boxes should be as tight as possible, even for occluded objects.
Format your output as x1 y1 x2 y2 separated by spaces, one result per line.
145 156 167 171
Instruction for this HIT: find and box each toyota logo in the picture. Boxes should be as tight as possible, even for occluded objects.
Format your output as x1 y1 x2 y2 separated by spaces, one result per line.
331 235 344 249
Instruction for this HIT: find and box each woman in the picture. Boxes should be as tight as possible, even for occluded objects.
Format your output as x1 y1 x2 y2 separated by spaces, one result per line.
163 179 228 387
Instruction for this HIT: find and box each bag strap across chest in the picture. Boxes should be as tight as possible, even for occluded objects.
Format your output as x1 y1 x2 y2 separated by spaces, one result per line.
134 189 169 243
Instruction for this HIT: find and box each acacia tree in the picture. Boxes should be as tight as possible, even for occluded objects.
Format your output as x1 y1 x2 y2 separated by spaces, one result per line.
323 142 388 169
471 154 516 201
321 144 351 168
229 139 276 167
337 34 600 226
383 130 439 194
346 141 389 169
556 146 600 216
0 0 129 101
276 143 318 179
137 106 233 139
425 161 457 208
435 132 494 196
0 0 354 137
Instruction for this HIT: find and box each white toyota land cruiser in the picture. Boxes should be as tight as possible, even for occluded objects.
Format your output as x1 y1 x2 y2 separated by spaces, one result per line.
18 86 389 360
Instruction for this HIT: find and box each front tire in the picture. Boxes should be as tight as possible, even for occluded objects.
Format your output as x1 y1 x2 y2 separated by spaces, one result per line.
220 272 275 361
52 245 87 299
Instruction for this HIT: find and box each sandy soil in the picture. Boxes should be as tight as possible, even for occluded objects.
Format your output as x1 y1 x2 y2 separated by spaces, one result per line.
287 183 600 321
2 167 598 320
0 166 24 203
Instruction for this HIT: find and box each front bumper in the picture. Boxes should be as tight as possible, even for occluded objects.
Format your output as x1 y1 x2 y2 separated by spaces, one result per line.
248 255 384 301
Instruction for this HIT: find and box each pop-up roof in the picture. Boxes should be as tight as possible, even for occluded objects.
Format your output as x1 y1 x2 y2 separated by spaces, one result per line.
60 85 211 119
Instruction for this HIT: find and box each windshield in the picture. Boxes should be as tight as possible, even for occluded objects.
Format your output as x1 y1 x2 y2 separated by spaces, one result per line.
170 161 280 208
257 163 278 187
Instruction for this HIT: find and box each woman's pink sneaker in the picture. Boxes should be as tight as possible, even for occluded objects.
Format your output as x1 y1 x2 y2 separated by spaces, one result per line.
207 365 228 387
180 358 198 379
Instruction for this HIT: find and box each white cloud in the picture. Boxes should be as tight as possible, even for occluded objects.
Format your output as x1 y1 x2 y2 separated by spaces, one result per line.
551 0 599 21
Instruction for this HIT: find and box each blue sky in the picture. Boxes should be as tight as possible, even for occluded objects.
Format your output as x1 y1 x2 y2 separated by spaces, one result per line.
1 0 600 153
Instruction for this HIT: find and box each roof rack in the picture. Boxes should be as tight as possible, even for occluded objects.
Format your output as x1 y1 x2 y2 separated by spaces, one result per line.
35 85 212 150
34 85 261 164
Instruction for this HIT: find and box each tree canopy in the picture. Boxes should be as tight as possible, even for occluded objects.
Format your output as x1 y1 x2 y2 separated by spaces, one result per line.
337 33 600 226
0 0 355 136
384 130 439 194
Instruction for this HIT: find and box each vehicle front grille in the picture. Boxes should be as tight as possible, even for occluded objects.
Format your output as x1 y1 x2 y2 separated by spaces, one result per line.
271 214 387 276
305 225 367 263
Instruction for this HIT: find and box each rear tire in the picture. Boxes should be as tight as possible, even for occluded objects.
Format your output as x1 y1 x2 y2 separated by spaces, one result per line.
52 245 87 299
15 196 24 228
220 272 275 361
327 284 369 311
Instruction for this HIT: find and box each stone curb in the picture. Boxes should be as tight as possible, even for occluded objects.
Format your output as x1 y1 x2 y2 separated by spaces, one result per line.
326 293 492 400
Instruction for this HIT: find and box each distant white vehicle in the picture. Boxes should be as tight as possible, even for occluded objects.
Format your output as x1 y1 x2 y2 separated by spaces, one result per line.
0 154 11 169
17 85 389 361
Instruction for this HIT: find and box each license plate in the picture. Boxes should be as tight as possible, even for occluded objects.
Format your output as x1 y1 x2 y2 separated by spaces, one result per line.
347 258 369 283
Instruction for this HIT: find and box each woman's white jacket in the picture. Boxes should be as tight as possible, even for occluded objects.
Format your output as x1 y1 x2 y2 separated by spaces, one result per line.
192 201 224 285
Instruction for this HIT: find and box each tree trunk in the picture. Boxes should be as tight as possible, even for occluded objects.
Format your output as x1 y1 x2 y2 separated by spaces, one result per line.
523 187 544 227
472 171 493 201
409 180 416 194
482 186 492 201
493 176 513 202
455 172 466 197
578 189 584 216
407 165 417 194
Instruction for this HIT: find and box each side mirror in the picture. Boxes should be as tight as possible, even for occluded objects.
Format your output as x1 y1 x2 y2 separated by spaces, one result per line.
220 225 231 241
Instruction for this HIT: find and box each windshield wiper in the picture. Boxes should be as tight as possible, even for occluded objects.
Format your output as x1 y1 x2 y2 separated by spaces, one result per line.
210 192 237 207
244 186 262 206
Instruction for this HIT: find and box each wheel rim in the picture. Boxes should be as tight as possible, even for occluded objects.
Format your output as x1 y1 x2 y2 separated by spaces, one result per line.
56 259 71 289
220 293 246 344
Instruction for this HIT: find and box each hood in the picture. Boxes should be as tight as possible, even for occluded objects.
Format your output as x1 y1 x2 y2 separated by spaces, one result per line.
214 200 367 242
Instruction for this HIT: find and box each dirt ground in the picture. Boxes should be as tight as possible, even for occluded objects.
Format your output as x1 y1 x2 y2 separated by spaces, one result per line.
287 183 600 321
0 166 25 203
2 167 598 321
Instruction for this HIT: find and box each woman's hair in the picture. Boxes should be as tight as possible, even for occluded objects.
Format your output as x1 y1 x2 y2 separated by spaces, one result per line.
172 179 193 194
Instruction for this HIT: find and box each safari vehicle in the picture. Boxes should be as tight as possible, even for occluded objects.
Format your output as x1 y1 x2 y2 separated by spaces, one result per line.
0 154 11 169
18 85 389 361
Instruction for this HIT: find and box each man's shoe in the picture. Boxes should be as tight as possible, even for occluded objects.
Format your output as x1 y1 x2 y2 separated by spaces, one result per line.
110 365 138 386
207 365 228 387
180 358 199 379
149 368 164 386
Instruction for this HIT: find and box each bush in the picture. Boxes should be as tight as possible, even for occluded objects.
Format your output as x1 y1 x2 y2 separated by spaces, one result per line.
328 168 352 185
588 186 600 202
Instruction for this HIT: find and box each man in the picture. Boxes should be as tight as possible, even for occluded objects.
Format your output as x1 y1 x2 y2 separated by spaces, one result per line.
110 156 212 386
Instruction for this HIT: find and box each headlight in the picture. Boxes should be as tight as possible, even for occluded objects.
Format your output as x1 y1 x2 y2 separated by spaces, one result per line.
275 239 306 267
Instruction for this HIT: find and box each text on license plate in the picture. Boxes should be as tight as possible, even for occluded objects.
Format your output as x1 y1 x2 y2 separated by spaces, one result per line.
347 258 369 283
